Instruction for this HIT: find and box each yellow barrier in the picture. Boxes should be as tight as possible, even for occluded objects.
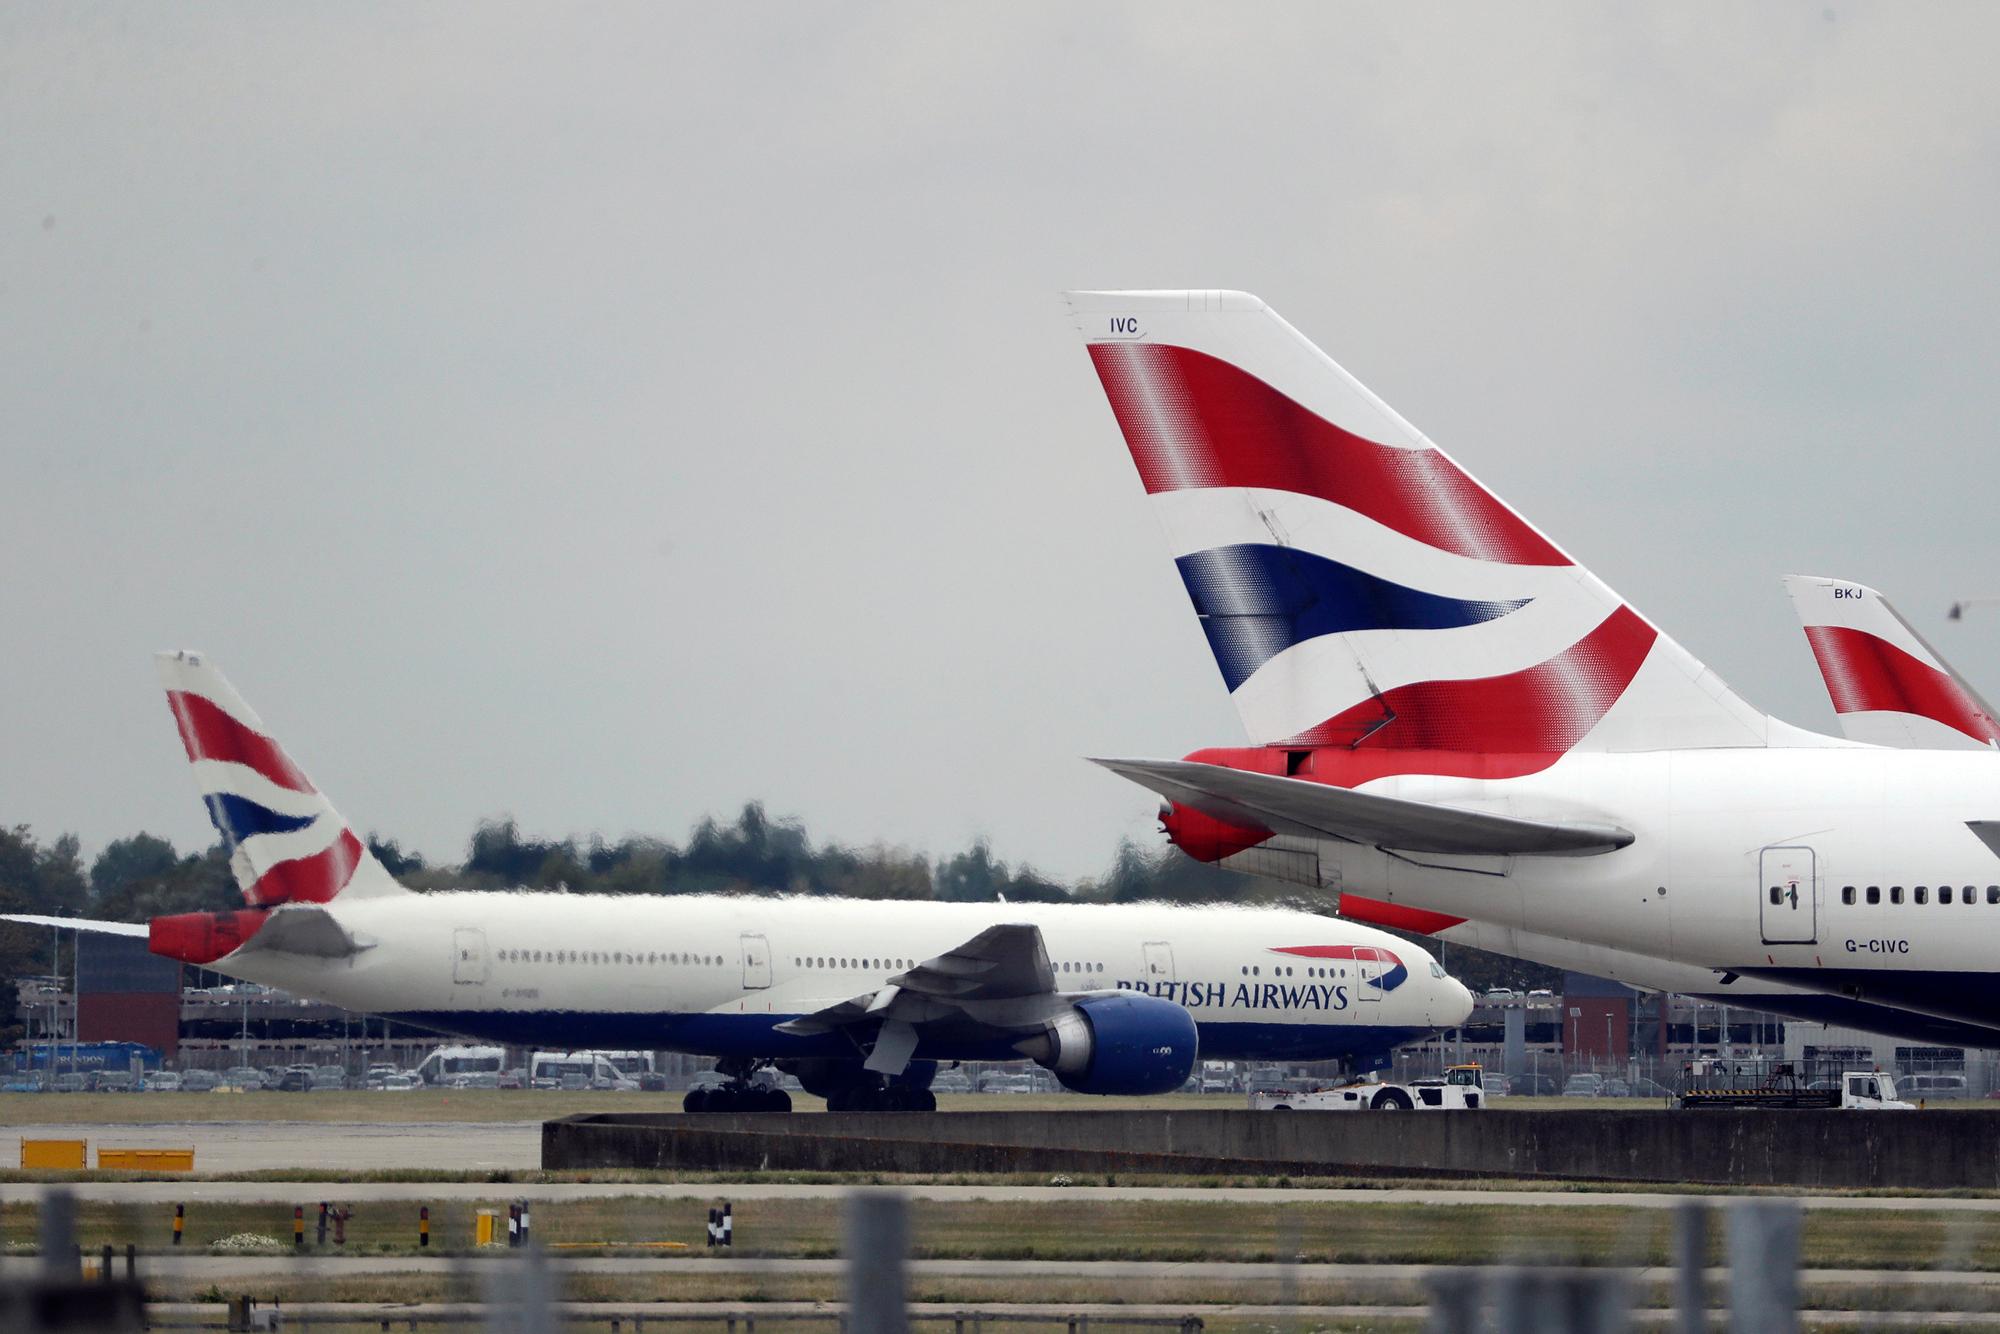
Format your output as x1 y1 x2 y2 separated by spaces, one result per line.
476 1210 498 1246
20 1139 87 1170
96 1147 195 1172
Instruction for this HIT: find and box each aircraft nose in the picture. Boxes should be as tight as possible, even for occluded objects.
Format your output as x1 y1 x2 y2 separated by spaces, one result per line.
1445 976 1475 1025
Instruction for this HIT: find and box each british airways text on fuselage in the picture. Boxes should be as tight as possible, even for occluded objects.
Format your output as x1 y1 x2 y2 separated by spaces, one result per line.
1120 978 1352 1011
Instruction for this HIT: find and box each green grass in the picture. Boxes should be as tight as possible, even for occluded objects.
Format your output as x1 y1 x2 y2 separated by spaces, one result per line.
16 1196 2000 1271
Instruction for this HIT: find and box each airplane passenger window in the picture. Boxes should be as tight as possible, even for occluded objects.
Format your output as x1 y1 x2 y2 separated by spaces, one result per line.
1916 887 1929 905
1943 887 1955 905
1867 887 1880 905
1841 887 1855 906
1891 887 1904 904
1990 886 2000 904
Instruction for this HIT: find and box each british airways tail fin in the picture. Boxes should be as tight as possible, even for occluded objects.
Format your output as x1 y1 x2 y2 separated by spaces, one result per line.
155 651 408 905
1782 575 2000 749
1065 290 1789 756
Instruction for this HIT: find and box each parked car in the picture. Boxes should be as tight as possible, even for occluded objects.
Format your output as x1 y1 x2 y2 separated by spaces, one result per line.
221 1066 266 1090
931 1070 972 1094
1562 1073 1605 1097
2 1072 46 1093
275 1066 314 1092
90 1070 137 1093
1483 987 1519 1003
313 1066 347 1091
1508 1073 1558 1097
1481 1072 1512 1096
1601 1078 1630 1098
377 1073 419 1092
142 1071 183 1092
497 1069 526 1090
177 1069 219 1092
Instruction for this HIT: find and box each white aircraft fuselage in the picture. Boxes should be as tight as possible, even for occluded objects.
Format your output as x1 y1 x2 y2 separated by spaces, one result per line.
199 893 1469 1065
1330 746 2000 1028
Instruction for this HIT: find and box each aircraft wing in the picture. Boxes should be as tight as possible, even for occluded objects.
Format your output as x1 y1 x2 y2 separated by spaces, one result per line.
775 922 1073 1075
0 914 149 938
1094 757 1634 858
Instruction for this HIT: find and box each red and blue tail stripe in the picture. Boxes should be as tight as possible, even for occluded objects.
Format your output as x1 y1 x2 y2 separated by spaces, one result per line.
1804 625 2000 744
166 690 316 793
1089 342 1567 566
1176 544 1531 691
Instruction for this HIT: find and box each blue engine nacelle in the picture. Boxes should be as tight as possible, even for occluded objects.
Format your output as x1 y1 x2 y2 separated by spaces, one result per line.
1015 993 1198 1096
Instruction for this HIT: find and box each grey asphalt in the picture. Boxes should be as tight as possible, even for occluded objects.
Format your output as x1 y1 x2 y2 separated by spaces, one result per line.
4 1122 537 1174
20 1176 2000 1212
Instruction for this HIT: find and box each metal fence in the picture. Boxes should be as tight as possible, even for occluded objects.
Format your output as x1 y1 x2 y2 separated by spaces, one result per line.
0 1183 1975 1334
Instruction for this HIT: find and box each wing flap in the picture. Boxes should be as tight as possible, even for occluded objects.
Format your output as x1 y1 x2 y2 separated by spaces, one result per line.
773 923 1065 1063
1094 756 1633 857
234 903 365 959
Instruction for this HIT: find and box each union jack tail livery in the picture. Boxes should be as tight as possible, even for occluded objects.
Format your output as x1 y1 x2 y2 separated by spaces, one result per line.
156 651 408 906
1783 575 2000 750
1066 290 1778 765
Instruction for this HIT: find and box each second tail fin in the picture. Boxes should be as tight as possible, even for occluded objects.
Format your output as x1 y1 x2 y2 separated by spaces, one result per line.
1782 575 2000 749
155 651 409 905
1066 290 1779 760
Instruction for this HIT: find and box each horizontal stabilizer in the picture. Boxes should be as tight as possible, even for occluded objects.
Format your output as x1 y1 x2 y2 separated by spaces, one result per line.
0 914 149 938
233 903 366 959
1094 757 1634 857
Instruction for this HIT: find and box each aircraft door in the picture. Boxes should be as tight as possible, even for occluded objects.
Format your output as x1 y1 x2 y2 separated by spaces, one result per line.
1759 846 1817 945
1142 941 1175 985
1353 946 1385 1002
740 933 772 990
452 928 488 985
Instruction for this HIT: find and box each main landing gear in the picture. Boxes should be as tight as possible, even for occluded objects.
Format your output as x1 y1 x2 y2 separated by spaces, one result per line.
683 1058 793 1114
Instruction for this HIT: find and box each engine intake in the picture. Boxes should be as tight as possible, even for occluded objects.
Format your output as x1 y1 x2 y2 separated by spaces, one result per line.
1014 993 1197 1096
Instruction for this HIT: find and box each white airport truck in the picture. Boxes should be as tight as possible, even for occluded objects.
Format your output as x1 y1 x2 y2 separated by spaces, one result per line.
1677 1061 1914 1110
1248 1064 1487 1112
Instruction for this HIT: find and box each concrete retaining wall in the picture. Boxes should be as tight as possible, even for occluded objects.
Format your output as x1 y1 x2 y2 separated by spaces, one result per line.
542 1109 2000 1189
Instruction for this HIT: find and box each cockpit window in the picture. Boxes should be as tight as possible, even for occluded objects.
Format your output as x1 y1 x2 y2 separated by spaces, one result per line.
1428 961 1447 978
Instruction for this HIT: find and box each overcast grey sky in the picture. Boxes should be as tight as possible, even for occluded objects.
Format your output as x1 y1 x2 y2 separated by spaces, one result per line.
7 4 2000 881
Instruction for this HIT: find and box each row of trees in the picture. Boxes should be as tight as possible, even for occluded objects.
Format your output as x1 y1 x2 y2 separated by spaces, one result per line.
0 804 1559 1042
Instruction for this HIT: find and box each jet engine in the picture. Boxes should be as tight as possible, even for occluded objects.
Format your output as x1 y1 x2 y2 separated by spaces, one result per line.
1014 993 1197 1096
1158 801 1269 863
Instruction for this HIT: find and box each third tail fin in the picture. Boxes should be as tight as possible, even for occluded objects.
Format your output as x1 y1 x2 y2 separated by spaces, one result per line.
1782 575 2000 749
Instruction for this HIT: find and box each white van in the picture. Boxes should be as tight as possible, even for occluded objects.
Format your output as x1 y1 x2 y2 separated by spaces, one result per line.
529 1050 644 1091
411 1044 506 1087
1903 1073 1969 1097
